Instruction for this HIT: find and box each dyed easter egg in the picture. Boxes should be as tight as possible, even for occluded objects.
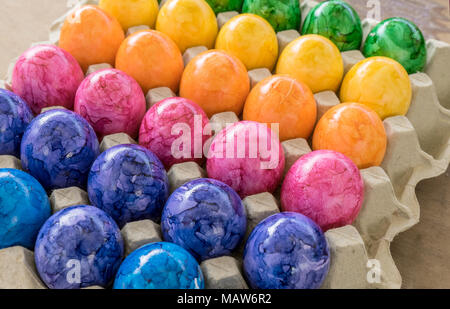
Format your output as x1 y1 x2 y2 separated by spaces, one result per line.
276 34 344 93
161 178 246 261
281 150 364 231
363 17 426 74
115 30 183 93
74 69 146 139
114 242 204 289
156 0 218 52
11 45 84 114
139 97 210 169
88 144 169 228
59 5 125 72
243 75 316 141
243 212 330 289
34 205 123 289
99 0 159 30
242 0 301 32
179 50 250 117
21 110 99 190
205 0 243 13
207 121 285 198
302 0 362 51
0 169 51 250
216 14 278 70
340 57 412 119
0 89 33 157
313 103 387 169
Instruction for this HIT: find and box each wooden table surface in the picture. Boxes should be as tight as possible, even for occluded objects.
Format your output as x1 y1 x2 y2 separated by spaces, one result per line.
0 0 449 289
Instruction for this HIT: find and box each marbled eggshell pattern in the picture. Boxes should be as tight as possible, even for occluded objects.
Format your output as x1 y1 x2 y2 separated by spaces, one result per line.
113 242 204 289
74 69 146 139
242 0 301 32
363 17 427 74
20 109 100 190
281 150 364 231
11 45 84 115
161 178 246 261
301 0 362 51
179 49 250 118
207 121 285 198
139 97 210 169
243 212 330 289
0 169 51 250
59 5 125 72
34 205 124 289
0 89 33 157
313 103 387 169
88 144 169 228
205 0 244 14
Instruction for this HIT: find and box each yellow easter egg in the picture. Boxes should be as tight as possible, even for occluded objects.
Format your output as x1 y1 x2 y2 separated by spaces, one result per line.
340 56 412 119
276 34 344 93
156 0 218 53
99 0 159 30
215 13 278 71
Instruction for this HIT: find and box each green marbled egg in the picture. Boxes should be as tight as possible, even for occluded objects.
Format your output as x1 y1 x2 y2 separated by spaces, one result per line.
242 0 301 32
205 0 244 14
363 17 427 74
301 0 362 51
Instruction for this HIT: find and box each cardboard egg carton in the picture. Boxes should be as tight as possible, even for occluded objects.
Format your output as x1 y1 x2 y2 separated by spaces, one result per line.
0 0 449 290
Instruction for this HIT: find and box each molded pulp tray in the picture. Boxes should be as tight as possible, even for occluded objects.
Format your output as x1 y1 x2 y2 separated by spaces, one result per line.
0 0 449 289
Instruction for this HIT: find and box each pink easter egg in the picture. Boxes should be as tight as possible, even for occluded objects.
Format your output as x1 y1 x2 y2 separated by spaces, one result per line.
207 121 285 198
281 150 364 232
12 44 84 115
139 97 210 169
74 69 146 139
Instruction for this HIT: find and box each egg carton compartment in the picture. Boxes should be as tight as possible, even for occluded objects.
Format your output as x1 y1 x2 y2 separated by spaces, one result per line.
1 0 449 290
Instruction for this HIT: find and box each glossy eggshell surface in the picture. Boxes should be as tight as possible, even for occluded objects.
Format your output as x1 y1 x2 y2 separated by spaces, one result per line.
99 0 159 30
207 121 285 198
161 178 247 261
340 56 412 120
205 0 244 13
12 45 84 114
179 50 250 117
281 150 364 231
88 144 169 228
20 109 100 190
74 69 146 139
276 34 344 93
156 0 218 53
113 242 204 289
301 0 362 51
242 0 301 32
0 89 33 157
243 75 317 141
215 14 278 70
363 17 426 74
0 169 51 250
59 5 125 72
34 205 123 289
243 212 330 289
115 30 184 93
139 97 211 169
312 103 387 169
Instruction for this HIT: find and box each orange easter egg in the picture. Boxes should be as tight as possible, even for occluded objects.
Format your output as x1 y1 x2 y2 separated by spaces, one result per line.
115 30 184 93
312 103 387 169
243 75 317 141
59 5 125 72
180 49 250 117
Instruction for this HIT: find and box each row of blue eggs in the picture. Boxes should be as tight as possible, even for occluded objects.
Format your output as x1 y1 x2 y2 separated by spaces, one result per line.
0 88 330 289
